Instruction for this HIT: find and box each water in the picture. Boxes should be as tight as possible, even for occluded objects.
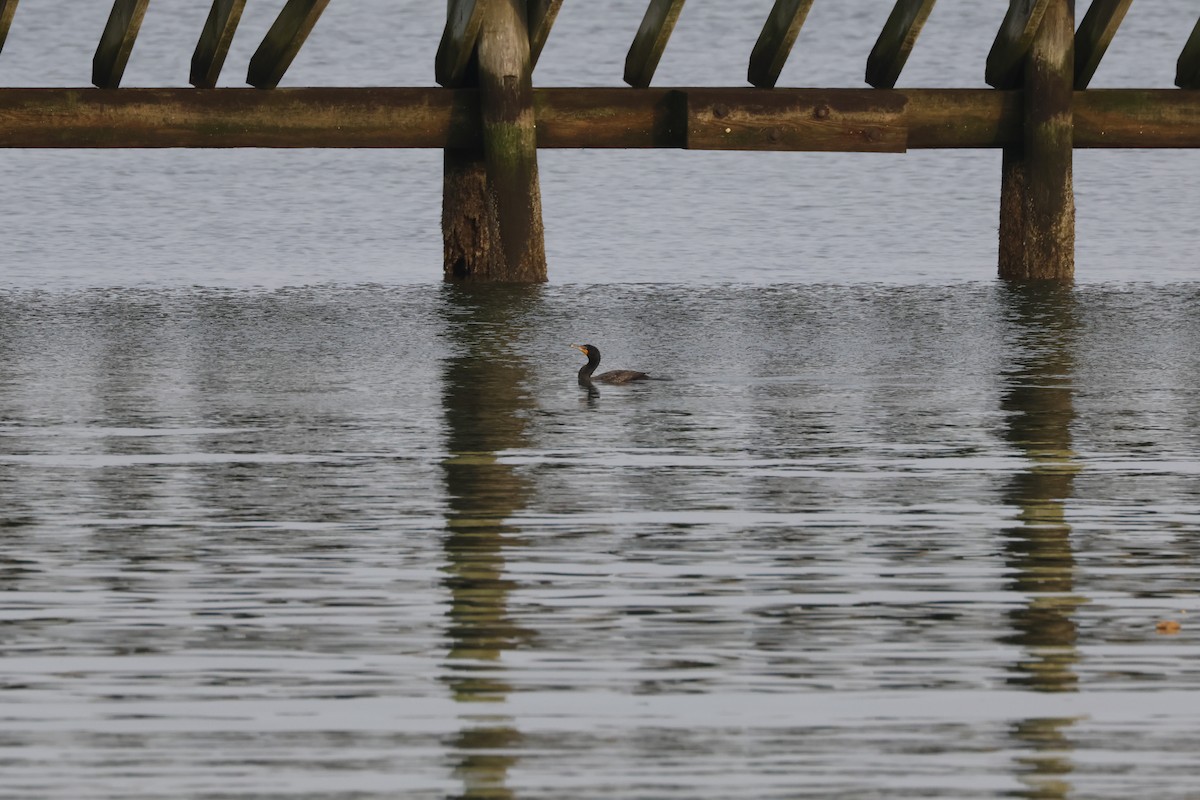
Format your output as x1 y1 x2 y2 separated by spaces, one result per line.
4 283 1200 798
4 2 1200 798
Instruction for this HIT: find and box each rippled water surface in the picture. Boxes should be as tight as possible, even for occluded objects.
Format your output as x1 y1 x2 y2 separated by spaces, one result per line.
3 283 1200 798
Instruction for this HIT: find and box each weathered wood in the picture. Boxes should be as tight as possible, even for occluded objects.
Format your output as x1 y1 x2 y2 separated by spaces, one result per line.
1176 15 1200 88
1074 0 1131 89
246 0 330 89
0 0 19 56
446 0 546 281
437 0 485 87
190 0 246 89
687 89 907 152
1000 0 1074 281
92 0 149 89
625 0 686 88
528 0 563 68
534 88 687 148
905 89 1020 149
747 0 814 89
3 88 1200 150
986 0 1052 89
866 0 937 89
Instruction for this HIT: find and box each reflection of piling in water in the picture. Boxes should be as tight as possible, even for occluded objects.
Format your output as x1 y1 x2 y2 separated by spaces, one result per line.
1000 285 1081 689
439 287 539 797
998 285 1082 800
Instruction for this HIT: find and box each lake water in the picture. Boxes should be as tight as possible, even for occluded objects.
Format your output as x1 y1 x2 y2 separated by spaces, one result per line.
4 2 1200 799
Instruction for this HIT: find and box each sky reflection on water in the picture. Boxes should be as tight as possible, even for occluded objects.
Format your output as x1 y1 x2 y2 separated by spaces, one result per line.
2 283 1200 798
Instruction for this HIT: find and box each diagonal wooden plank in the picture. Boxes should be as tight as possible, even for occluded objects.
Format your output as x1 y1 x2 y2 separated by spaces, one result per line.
1074 0 1131 89
92 0 150 88
528 0 563 68
436 0 486 87
624 0 686 88
866 0 937 89
1177 15 1200 88
190 0 246 88
747 0 814 88
0 0 19 56
246 0 331 89
985 0 1052 89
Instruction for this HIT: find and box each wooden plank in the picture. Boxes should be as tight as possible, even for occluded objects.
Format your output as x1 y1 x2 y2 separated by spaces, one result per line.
999 0 1074 280
0 0 19 56
985 0 1052 89
92 0 150 89
624 0 686 88
747 0 814 89
1176 15 1200 88
246 0 331 89
865 0 937 89
190 0 246 89
687 88 908 152
1074 0 1131 89
3 87 1200 150
1074 89 1200 147
528 0 563 68
436 0 486 87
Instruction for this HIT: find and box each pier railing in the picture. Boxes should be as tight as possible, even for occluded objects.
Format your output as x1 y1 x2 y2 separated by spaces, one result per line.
0 0 1197 281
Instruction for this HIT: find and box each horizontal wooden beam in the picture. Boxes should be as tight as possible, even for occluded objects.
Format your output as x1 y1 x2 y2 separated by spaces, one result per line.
688 88 906 151
0 87 1197 150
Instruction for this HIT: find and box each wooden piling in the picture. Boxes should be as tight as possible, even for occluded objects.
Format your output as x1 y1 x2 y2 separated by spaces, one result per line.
443 0 546 282
92 0 149 89
0 0 19 56
191 0 246 89
999 0 1075 281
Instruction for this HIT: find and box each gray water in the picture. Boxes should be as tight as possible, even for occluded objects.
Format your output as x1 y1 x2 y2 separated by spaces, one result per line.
4 2 1200 799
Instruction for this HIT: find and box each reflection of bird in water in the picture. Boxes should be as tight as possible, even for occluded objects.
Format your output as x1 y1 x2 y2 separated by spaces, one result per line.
573 344 649 384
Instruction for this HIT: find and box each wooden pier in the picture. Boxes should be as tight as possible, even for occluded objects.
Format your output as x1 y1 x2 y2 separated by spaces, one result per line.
0 0 1197 282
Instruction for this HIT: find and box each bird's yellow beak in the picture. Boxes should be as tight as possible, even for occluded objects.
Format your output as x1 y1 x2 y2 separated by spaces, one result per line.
573 344 587 354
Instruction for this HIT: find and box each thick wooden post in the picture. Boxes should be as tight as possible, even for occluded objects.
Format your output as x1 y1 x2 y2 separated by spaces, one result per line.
443 0 546 282
999 0 1074 281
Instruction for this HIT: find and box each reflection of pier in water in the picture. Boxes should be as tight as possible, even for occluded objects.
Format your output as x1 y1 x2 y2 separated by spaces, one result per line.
998 285 1082 799
439 287 539 799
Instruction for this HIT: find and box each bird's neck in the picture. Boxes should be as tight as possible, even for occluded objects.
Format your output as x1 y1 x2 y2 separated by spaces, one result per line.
578 362 596 379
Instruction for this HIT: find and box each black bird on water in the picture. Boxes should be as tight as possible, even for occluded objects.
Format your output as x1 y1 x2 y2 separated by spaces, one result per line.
573 344 649 384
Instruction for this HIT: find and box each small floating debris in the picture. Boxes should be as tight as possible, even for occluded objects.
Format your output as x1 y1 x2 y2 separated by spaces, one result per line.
1156 619 1182 635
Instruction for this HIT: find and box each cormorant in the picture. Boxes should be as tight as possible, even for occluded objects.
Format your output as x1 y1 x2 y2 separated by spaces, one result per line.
573 344 649 384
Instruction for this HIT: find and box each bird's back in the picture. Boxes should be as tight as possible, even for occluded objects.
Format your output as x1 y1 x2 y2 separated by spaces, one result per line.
594 369 650 384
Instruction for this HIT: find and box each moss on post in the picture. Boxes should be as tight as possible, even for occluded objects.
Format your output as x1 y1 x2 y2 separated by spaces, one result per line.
443 0 546 282
999 0 1075 281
